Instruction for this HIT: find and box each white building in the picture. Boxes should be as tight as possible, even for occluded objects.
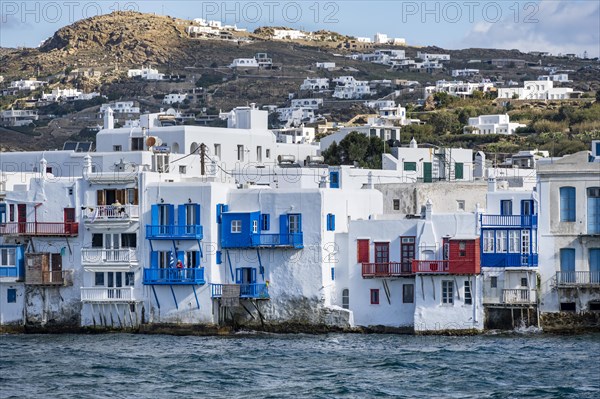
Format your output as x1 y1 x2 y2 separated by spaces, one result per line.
273 126 316 144
464 114 526 135
229 58 259 68
272 29 306 40
300 78 330 92
290 98 323 109
100 101 140 115
424 80 495 97
374 33 406 46
276 107 316 127
537 74 570 83
498 80 574 100
162 94 187 105
452 69 480 77
127 66 166 81
9 79 47 91
316 62 336 69
41 88 102 102
417 52 450 61
332 76 371 99
537 146 600 320
0 109 39 126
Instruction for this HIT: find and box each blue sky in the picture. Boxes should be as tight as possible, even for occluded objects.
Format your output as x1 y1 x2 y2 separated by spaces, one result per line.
1 0 598 57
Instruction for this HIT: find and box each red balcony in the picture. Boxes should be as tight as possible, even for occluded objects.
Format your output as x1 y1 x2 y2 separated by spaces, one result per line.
0 222 79 237
411 259 480 274
362 262 413 278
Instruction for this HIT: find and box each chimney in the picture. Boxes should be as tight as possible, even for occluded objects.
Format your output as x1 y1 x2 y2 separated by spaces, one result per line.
83 154 92 177
39 157 47 180
103 107 114 129
425 198 433 220
487 169 496 192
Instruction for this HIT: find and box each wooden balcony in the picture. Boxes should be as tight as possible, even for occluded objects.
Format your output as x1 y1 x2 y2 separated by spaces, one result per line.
411 259 480 274
481 253 538 268
210 283 270 299
361 262 413 278
81 248 138 271
81 205 139 223
25 270 73 286
0 222 78 237
556 272 600 288
80 287 137 303
502 289 537 304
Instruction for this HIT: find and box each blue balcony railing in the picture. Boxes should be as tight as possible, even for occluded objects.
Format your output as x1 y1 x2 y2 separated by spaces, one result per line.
143 268 205 285
210 283 270 299
481 253 538 268
250 233 303 248
480 215 538 228
145 225 203 240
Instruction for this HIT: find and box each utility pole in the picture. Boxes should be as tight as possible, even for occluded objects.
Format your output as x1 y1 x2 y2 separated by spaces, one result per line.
200 143 206 175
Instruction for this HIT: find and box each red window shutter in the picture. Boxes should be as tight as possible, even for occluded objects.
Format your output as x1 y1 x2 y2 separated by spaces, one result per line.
357 239 369 263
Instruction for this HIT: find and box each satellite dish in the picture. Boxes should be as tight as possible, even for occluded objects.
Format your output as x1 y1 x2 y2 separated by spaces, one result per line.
146 136 163 147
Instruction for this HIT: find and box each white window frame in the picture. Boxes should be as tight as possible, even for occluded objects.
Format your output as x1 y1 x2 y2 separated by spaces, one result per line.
0 248 16 267
496 230 507 253
509 230 520 253
464 280 472 305
521 230 530 254
442 280 454 305
231 220 242 233
483 230 495 253
252 220 258 233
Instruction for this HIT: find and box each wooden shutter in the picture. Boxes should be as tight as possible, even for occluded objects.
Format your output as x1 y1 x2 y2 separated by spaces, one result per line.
357 239 370 263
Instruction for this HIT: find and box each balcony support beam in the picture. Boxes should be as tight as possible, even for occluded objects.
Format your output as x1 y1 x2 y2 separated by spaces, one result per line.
170 285 178 310
151 286 160 309
192 285 200 309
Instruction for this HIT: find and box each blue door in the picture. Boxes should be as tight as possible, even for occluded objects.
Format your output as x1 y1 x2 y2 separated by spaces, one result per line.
560 248 575 283
330 171 339 189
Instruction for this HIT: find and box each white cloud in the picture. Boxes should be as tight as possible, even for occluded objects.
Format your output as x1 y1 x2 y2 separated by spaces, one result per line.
460 0 600 57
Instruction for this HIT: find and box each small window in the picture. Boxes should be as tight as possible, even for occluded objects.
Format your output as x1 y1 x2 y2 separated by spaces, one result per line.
500 200 513 216
491 277 498 289
331 267 335 281
7 288 16 303
131 137 144 151
459 241 467 257
326 214 335 231
261 214 270 231
442 280 453 304
370 289 380 305
113 145 122 152
457 200 465 211
179 166 187 174
403 284 414 303
252 220 258 234
559 187 576 222
237 145 244 161
464 281 472 305
393 199 400 210
214 144 221 158
95 272 104 286
231 220 242 233
266 149 271 158
68 188 74 195
589 302 600 312
125 272 135 286
342 289 349 309
403 162 417 171
520 277 528 287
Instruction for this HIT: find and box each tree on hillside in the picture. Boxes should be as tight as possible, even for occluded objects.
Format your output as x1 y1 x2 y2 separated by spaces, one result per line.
322 132 390 169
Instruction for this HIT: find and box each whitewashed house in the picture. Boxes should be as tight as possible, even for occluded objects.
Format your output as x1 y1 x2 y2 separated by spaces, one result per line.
127 66 166 81
9 79 47 91
272 29 306 40
332 77 371 99
498 80 574 100
0 110 39 126
300 78 330 92
316 62 335 69
417 52 450 61
100 101 140 115
229 58 259 68
163 94 187 105
537 144 600 317
452 69 480 77
290 98 323 109
464 114 526 135
424 80 495 97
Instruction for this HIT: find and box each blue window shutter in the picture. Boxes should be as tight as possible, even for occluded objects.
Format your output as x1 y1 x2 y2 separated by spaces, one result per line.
178 204 186 226
560 187 576 222
150 251 158 269
167 204 175 225
194 251 201 267
216 250 222 264
235 268 242 284
151 204 159 225
279 214 289 234
216 204 223 224
590 249 600 274
194 204 201 225
560 249 575 272
251 268 257 284
331 267 335 280
330 171 339 188
177 251 184 264
327 214 335 231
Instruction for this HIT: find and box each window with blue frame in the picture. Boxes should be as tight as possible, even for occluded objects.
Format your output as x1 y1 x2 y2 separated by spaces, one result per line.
261 214 270 231
560 187 576 222
7 288 16 303
236 267 256 284
330 171 340 188
587 187 600 234
326 214 335 231
288 214 302 233
560 248 575 274
521 200 534 216
500 200 513 215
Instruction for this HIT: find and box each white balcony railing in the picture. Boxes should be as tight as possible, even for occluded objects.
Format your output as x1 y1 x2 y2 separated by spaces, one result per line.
81 248 138 265
502 289 537 304
80 287 136 302
81 205 139 222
